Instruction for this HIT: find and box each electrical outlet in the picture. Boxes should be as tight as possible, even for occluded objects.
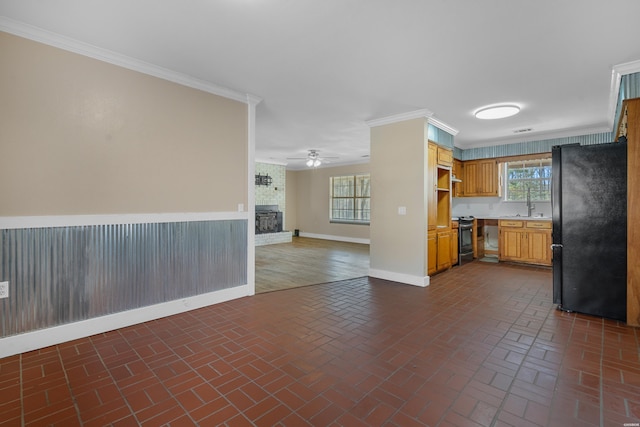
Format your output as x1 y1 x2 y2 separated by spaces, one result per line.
0 281 8 299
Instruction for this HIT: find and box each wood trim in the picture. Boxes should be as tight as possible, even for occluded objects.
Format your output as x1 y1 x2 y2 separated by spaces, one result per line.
626 98 640 326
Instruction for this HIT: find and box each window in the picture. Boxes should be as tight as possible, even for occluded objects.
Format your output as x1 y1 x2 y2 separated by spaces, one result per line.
504 158 552 201
330 174 370 223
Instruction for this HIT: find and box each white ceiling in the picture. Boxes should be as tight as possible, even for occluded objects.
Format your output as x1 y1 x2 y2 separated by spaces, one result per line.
2 0 640 169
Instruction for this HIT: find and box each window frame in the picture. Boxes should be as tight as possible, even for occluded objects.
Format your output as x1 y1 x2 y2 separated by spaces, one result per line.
329 174 371 225
502 156 552 202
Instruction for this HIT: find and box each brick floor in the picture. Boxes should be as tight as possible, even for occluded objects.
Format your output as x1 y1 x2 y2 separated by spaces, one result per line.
1 261 638 426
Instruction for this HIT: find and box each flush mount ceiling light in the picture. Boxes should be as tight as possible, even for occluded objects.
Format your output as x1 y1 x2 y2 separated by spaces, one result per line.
474 104 521 120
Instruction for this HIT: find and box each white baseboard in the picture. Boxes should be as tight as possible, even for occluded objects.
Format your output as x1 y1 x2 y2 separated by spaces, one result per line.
368 268 430 287
0 285 251 359
298 232 370 245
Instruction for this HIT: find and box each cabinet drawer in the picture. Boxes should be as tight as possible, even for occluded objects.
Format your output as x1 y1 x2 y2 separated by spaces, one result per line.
499 220 524 228
525 221 551 229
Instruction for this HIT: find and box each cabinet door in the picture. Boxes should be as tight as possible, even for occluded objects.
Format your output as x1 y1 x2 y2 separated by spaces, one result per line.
500 228 524 261
450 229 459 265
427 143 437 230
427 231 437 275
436 231 451 271
463 161 478 196
476 159 499 196
437 146 453 167
525 230 552 265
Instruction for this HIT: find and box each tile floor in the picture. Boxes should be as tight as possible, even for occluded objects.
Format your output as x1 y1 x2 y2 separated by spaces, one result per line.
1 261 639 426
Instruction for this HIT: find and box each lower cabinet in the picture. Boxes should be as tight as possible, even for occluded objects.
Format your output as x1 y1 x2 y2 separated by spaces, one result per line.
499 220 552 266
451 229 459 266
428 231 437 275
436 230 452 271
428 229 456 276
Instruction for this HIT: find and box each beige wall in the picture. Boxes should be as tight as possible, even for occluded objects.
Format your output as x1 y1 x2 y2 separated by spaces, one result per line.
285 169 298 231
369 118 428 281
287 163 370 241
0 32 248 216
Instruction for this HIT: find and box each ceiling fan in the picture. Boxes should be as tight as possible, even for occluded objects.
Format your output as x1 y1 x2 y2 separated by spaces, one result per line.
287 150 338 167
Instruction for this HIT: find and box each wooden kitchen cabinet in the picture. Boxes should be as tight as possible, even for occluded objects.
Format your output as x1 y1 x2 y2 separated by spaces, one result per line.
526 226 552 265
450 228 459 266
437 146 453 167
462 161 477 196
617 97 640 326
500 224 524 260
428 143 452 224
461 159 500 197
427 142 437 231
427 231 437 275
428 229 456 275
499 220 551 266
452 159 463 197
436 230 452 271
427 141 454 275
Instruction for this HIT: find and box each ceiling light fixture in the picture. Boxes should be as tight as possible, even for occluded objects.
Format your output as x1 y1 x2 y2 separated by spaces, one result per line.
304 150 323 168
306 158 322 167
288 149 336 167
474 104 520 120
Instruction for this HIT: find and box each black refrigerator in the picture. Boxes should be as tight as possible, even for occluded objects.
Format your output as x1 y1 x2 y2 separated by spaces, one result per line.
552 142 627 321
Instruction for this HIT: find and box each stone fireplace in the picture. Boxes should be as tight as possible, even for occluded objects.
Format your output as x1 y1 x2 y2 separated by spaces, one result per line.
255 162 292 246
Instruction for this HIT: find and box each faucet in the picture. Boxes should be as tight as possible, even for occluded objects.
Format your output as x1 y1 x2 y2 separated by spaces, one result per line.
526 187 535 217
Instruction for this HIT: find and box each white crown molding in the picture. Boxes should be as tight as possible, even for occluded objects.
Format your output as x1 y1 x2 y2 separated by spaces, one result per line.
246 94 263 106
608 59 640 129
429 117 459 136
255 158 288 166
366 108 434 128
0 16 256 104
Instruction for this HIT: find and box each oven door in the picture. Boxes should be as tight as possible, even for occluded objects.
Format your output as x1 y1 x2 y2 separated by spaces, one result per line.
458 223 474 264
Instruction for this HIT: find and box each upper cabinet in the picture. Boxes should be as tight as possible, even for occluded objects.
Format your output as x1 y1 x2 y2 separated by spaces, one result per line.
452 159 463 197
459 158 500 197
436 146 453 167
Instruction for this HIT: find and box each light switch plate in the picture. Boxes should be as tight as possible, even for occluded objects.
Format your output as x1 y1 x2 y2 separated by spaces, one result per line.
398 206 407 215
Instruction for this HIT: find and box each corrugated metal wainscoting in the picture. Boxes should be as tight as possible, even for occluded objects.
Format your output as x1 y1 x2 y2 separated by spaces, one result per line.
0 220 247 338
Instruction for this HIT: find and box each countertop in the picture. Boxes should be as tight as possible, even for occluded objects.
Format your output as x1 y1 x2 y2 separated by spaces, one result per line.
475 215 551 221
